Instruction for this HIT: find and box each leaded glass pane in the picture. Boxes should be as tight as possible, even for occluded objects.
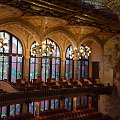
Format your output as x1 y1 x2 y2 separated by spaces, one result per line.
56 47 60 57
2 106 7 118
4 32 10 53
16 104 21 115
11 56 17 83
0 32 4 53
52 64 55 78
3 56 9 80
40 101 44 111
10 105 15 116
76 97 80 105
55 99 59 109
66 49 70 58
35 63 38 79
51 100 54 109
0 57 3 80
12 37 17 53
45 100 49 110
18 41 22 54
0 31 23 83
30 58 35 63
65 45 74 80
17 57 22 79
29 102 34 114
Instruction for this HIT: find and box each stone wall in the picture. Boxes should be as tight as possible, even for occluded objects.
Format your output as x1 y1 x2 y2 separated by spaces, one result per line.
98 89 120 120
109 88 120 120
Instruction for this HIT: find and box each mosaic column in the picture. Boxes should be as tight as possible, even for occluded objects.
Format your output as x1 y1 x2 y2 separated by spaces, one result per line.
36 102 40 116
24 49 30 82
37 53 42 79
73 97 77 111
22 103 28 114
60 98 65 109
61 57 66 79
88 96 92 109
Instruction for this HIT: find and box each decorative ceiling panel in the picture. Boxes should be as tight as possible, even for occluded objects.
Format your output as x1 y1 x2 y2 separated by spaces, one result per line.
22 16 68 29
0 4 22 18
0 0 120 33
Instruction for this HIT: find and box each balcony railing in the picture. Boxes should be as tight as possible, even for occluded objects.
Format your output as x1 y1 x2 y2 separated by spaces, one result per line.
0 86 112 106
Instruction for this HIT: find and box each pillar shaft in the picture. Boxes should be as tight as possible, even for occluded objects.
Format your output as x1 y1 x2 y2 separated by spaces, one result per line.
61 58 66 79
60 99 64 109
22 103 28 114
73 97 77 111
73 52 78 80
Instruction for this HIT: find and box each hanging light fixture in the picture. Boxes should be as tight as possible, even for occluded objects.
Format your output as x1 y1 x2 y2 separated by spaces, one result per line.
31 40 54 56
0 35 8 50
69 45 91 59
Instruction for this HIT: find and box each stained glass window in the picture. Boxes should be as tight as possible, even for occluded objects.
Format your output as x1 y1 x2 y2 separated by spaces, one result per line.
0 31 23 83
45 100 49 110
64 98 73 110
0 104 21 118
1 106 7 118
51 100 55 109
41 39 60 82
78 56 89 80
29 57 38 81
40 101 45 111
76 97 81 106
30 38 60 82
29 102 36 115
65 45 74 80
55 99 60 109
81 96 88 106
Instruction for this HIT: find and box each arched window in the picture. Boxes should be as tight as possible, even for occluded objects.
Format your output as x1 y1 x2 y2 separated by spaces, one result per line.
0 31 23 83
41 39 60 82
78 55 89 80
65 45 74 80
29 38 60 82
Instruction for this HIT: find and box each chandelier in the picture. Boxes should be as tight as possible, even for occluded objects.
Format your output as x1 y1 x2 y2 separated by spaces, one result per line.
0 35 8 50
31 40 54 56
69 45 91 59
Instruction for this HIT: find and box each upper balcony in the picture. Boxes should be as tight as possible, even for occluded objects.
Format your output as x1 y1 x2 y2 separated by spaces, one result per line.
0 86 112 107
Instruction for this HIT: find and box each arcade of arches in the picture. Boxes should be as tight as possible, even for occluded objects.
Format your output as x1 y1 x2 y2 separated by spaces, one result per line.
0 2 120 120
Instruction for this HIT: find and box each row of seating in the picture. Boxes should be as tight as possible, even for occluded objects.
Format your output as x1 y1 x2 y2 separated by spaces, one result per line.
0 112 35 120
36 108 102 120
15 77 104 91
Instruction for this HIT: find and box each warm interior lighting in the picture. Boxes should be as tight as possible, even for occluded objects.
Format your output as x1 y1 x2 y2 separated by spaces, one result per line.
31 40 54 56
0 35 8 50
69 45 91 59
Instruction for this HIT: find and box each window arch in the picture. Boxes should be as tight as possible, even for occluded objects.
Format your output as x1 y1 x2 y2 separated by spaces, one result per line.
0 31 23 83
65 45 74 80
29 38 61 82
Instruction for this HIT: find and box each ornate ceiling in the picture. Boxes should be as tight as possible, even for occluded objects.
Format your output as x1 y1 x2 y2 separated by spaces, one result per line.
0 0 120 33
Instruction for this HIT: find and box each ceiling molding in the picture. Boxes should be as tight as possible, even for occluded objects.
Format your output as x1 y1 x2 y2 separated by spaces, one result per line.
0 0 120 33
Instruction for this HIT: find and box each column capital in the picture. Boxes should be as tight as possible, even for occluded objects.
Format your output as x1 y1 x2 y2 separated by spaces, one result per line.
73 57 78 61
73 51 78 60
61 58 66 61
